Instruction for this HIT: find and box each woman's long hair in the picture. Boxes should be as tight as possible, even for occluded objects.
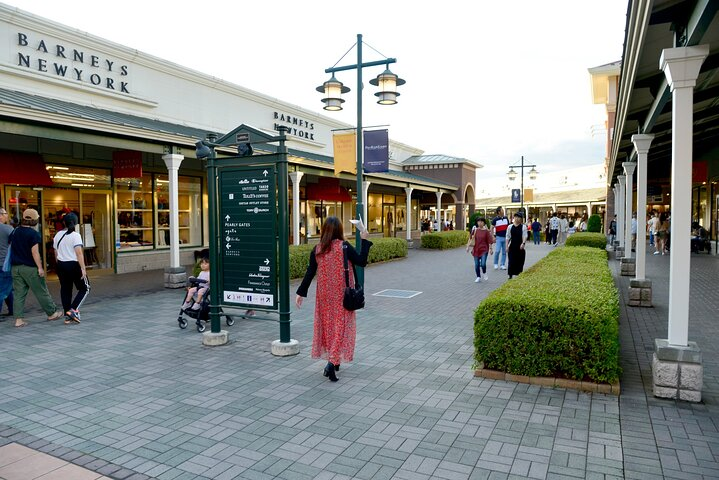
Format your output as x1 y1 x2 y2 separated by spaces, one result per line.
317 216 344 255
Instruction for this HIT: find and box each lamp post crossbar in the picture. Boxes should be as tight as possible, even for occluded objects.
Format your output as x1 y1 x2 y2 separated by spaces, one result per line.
508 156 537 216
325 58 396 74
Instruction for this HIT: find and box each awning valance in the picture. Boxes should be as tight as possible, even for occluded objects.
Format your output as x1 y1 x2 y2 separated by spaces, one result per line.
0 151 53 186
306 177 352 202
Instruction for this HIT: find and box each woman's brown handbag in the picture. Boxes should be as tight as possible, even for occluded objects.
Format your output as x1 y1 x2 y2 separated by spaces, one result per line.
342 244 365 311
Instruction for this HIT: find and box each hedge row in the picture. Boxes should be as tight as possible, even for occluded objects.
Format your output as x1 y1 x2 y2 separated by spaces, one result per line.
565 232 607 249
289 237 408 279
421 230 470 249
473 246 620 384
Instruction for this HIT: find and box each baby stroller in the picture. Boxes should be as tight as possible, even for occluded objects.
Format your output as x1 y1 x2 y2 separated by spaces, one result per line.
177 277 235 332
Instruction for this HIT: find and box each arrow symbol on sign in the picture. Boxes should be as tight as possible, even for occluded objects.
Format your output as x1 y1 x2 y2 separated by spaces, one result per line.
263 170 268 176
226 243 231 249
225 214 230 221
264 258 270 265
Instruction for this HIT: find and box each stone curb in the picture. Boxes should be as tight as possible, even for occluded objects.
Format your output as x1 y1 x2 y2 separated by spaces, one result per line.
0 424 147 480
474 368 621 395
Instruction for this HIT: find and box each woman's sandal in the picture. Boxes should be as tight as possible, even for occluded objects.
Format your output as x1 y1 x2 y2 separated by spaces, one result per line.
47 311 63 321
14 320 27 328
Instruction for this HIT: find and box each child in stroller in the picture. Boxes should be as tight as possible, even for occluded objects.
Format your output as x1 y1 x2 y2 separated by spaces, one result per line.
183 257 210 311
177 256 255 332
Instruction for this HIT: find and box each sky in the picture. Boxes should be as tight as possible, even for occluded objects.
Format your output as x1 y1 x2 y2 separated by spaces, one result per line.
12 0 628 196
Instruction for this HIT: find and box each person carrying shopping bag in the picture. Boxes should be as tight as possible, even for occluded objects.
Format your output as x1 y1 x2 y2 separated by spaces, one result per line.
53 212 90 324
295 217 372 382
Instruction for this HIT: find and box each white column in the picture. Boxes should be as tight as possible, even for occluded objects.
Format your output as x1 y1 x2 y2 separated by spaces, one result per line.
162 153 184 269
623 162 636 257
435 192 442 230
617 175 626 249
289 172 304 246
404 187 413 240
661 45 709 347
632 134 654 280
362 181 371 227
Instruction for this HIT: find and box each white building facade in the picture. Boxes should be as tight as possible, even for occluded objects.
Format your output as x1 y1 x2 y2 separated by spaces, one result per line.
0 5 464 273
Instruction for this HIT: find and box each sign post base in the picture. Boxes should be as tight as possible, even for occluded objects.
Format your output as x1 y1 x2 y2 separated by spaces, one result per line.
271 339 300 356
202 330 229 346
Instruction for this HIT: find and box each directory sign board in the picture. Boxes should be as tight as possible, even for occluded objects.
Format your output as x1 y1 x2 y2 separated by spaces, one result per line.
219 167 277 310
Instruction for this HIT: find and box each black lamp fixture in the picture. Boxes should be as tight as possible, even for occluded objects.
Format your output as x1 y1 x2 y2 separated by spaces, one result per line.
195 140 214 160
316 74 350 111
369 66 405 105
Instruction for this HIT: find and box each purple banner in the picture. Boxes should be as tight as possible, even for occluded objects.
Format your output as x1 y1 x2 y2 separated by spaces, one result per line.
363 129 389 173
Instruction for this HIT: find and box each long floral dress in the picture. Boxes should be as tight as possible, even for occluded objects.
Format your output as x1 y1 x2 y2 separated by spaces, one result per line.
296 238 372 365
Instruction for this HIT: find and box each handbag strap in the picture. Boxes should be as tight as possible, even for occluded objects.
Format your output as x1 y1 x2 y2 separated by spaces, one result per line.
342 243 359 288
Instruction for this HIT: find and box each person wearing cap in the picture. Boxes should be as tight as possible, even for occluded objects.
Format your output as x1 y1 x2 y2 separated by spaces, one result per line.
53 212 89 324
9 208 62 327
506 212 527 279
0 207 14 319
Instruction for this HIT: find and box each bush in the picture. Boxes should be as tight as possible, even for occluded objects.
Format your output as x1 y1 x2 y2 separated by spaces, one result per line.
290 237 407 279
421 230 470 249
474 246 620 384
467 212 484 231
565 232 607 249
587 214 602 233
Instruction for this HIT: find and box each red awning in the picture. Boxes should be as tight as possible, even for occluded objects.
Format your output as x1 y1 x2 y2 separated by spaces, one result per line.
306 177 352 202
0 151 53 186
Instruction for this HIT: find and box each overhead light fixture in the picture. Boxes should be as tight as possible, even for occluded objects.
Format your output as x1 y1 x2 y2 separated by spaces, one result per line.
507 168 517 181
369 66 405 105
316 75 350 111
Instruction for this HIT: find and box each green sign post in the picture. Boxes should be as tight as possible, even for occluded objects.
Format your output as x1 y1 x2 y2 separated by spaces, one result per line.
198 125 296 353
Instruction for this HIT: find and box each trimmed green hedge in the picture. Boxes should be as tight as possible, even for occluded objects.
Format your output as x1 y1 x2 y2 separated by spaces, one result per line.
289 237 407 279
421 230 470 249
474 246 620 384
565 232 607 249
587 214 602 233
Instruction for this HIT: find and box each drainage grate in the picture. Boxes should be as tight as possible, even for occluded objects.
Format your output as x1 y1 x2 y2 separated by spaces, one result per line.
372 289 422 299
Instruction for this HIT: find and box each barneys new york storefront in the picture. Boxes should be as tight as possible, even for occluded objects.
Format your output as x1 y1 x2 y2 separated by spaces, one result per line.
0 5 470 274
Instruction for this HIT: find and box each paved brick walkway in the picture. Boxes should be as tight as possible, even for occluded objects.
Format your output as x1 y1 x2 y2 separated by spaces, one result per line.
0 243 717 479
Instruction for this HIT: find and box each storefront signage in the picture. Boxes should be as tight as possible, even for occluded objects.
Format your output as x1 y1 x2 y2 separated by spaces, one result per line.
15 32 130 94
220 167 277 310
273 112 315 140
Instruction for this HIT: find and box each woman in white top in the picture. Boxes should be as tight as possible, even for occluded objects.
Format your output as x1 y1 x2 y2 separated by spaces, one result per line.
53 213 89 324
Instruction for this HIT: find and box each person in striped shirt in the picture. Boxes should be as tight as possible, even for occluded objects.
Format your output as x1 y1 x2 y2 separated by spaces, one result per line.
491 206 509 270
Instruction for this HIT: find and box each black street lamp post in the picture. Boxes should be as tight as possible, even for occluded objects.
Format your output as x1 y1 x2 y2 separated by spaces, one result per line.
507 156 538 216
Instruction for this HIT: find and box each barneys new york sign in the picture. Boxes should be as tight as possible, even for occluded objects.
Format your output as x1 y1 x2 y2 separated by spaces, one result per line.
15 32 131 94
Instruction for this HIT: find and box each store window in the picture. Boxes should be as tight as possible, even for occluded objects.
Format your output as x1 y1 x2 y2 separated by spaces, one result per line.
367 193 383 233
116 175 153 250
306 200 341 238
156 175 202 248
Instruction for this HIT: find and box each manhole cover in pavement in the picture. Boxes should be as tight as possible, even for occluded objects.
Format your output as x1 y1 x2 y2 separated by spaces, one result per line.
372 289 422 298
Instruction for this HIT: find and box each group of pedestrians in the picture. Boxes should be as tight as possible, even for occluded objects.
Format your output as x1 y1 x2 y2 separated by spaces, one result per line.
1 208 90 328
465 206 528 282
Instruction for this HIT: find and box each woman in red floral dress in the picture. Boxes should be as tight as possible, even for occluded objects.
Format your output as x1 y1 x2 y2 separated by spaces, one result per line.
296 217 372 382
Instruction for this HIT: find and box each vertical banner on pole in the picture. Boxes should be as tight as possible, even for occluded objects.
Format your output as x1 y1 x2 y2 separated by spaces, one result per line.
363 129 389 173
333 132 356 175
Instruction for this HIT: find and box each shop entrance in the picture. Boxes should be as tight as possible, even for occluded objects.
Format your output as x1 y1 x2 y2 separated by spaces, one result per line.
79 190 112 270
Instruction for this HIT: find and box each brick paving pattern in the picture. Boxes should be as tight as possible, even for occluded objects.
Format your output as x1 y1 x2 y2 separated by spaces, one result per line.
0 243 717 479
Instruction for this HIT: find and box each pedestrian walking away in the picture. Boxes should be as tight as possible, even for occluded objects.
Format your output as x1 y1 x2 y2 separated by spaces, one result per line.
53 212 90 324
10 209 62 328
295 216 372 382
506 212 527 279
466 217 495 282
491 206 509 270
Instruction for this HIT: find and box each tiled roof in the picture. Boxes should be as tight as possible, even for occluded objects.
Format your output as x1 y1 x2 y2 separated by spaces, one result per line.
403 154 483 168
